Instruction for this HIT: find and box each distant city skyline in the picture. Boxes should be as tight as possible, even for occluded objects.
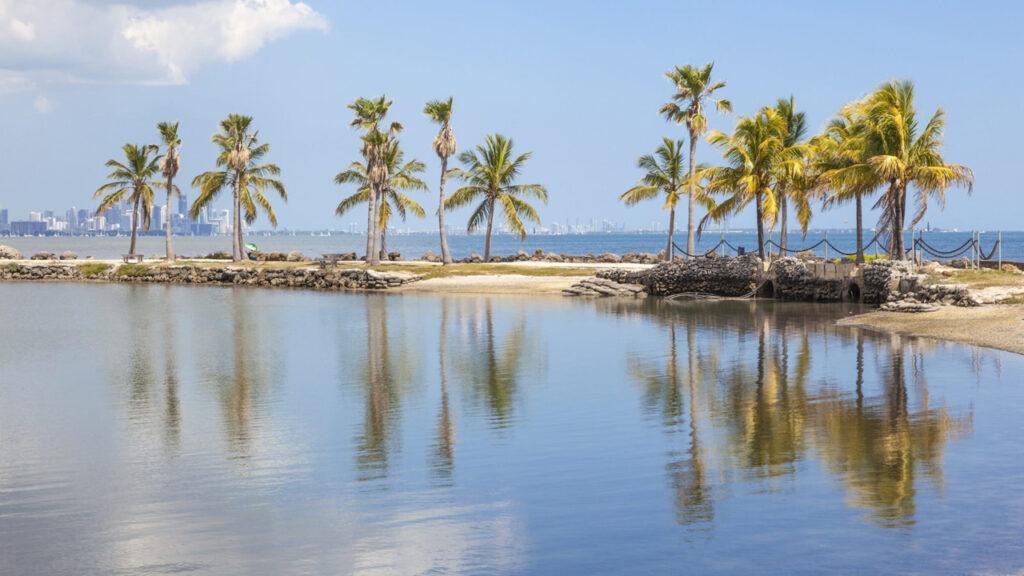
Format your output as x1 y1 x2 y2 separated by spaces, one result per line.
2 1 1019 232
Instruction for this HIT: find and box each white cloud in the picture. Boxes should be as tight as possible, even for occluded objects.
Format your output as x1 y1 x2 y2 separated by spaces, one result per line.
32 94 52 112
0 0 328 87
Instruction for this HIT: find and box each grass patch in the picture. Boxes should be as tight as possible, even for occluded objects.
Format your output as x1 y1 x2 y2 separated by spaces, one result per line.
78 262 112 277
1000 294 1024 305
927 269 1024 289
841 254 889 263
1 262 19 272
115 263 153 277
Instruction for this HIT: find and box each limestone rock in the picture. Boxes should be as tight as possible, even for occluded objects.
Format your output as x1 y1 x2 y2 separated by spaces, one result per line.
0 245 22 260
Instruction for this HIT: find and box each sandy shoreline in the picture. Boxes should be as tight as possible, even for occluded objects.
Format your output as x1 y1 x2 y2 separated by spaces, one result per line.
838 304 1024 356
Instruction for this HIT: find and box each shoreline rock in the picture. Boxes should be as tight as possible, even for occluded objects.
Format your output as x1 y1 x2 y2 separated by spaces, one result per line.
0 263 420 291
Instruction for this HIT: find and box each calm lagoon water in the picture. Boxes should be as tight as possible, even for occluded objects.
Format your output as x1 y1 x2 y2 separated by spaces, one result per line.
1 283 1022 575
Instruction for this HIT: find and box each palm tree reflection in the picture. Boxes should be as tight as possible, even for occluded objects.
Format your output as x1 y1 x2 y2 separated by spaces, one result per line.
431 298 456 483
619 299 973 528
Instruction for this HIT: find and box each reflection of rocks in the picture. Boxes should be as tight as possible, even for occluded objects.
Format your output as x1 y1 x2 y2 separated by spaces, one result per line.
562 277 646 297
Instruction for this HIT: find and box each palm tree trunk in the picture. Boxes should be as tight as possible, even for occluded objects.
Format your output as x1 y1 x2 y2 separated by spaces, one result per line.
366 183 380 265
379 224 388 260
779 195 788 257
755 191 765 260
687 131 698 258
484 198 495 262
665 207 676 262
129 195 140 256
233 185 244 262
855 194 864 264
438 155 453 265
165 175 174 261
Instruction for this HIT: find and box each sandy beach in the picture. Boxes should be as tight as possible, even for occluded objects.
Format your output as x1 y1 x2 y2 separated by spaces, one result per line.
839 304 1024 355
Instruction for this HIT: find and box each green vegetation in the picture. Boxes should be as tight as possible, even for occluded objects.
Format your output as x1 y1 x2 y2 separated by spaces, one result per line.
659 63 730 257
191 114 287 262
621 138 710 261
842 253 888 263
445 134 548 261
115 263 152 277
348 96 403 266
94 143 162 257
78 263 112 277
335 140 427 260
86 70 972 266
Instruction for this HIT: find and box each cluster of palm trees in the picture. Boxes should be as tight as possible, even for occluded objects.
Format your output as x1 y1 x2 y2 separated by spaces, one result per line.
339 96 547 265
94 115 287 262
95 67 971 266
623 64 974 262
95 98 548 264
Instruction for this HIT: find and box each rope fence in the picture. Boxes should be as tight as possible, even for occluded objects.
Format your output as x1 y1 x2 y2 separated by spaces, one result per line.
667 231 1006 269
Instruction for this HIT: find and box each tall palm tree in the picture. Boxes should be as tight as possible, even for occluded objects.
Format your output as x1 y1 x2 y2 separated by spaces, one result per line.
702 108 796 259
771 97 809 254
621 138 713 260
860 81 973 258
349 96 402 265
446 134 547 261
424 97 457 264
94 143 162 256
660 63 731 259
335 140 429 258
157 122 181 261
813 104 879 263
191 114 287 261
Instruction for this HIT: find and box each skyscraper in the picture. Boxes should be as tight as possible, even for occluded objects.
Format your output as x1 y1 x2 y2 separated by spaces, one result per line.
0 208 8 232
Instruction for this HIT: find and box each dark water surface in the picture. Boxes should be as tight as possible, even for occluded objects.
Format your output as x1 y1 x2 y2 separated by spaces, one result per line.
1 284 1022 575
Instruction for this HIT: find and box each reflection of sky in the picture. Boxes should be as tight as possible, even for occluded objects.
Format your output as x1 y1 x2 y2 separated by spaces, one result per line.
1 285 1022 575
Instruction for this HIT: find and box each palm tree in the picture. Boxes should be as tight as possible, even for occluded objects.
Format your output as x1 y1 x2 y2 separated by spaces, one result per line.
191 114 287 262
660 63 731 259
157 122 181 261
771 97 810 254
446 134 548 261
335 140 429 258
94 143 162 256
621 138 713 260
702 108 795 259
424 97 457 264
349 96 402 265
861 81 973 258
814 104 879 263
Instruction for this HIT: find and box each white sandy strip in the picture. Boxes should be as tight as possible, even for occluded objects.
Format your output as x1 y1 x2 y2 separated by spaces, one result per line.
398 274 581 295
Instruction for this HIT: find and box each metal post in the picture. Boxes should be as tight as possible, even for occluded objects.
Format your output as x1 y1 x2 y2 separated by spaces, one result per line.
998 231 1003 269
824 230 829 261
973 231 979 269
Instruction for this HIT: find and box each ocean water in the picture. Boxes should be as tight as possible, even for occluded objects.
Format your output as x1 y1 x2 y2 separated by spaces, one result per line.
2 230 1021 261
1 283 1022 575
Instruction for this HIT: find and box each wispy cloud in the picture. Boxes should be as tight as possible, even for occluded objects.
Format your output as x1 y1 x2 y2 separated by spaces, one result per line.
0 0 328 91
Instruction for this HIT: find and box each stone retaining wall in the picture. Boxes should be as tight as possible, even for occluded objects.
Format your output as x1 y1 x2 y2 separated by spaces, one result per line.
597 255 762 297
0 263 420 291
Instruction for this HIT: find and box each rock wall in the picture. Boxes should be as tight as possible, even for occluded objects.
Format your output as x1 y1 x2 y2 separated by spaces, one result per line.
769 257 846 302
597 255 762 297
0 263 420 291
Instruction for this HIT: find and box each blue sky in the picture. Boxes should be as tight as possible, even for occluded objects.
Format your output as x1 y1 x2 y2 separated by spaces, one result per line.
0 0 1020 231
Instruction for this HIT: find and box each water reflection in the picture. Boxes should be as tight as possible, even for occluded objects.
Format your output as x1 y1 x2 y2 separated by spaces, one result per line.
450 299 537 429
612 299 974 527
2 283 1014 575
